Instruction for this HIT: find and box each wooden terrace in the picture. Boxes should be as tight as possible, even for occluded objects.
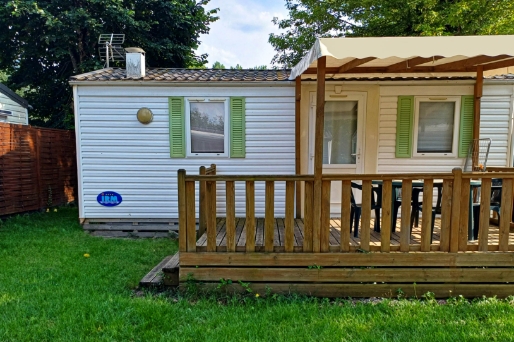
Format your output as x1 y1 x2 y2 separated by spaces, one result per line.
160 168 514 298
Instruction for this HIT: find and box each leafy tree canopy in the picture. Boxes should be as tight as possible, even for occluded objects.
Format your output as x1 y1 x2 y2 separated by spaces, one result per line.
211 61 269 70
0 0 218 128
270 0 514 67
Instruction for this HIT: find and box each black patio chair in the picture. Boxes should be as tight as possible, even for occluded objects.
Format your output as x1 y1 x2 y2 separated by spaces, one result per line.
350 182 381 238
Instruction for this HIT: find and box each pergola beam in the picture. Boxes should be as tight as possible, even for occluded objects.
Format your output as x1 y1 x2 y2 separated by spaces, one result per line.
386 56 444 72
434 55 511 72
302 56 514 74
481 57 514 71
338 57 376 73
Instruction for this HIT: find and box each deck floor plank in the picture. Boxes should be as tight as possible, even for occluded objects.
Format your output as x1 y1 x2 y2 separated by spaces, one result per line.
196 216 510 248
294 219 304 247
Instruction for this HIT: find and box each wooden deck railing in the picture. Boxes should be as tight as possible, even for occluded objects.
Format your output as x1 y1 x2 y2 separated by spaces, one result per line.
178 168 514 254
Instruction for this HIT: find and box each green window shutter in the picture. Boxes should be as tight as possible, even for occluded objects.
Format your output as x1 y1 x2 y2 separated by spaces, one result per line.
395 96 414 158
458 95 475 158
230 97 246 158
168 97 185 158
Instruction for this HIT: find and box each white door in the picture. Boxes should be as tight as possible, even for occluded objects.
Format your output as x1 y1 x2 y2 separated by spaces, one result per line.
308 91 366 214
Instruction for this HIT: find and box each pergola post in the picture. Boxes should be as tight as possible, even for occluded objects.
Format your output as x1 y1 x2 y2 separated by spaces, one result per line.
295 76 302 219
473 65 484 141
313 56 326 252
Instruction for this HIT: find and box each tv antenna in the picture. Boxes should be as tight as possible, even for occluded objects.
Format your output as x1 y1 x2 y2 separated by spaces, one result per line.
98 34 125 67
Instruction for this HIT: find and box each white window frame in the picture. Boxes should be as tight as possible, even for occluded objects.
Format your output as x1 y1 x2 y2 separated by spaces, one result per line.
413 96 461 157
185 97 229 157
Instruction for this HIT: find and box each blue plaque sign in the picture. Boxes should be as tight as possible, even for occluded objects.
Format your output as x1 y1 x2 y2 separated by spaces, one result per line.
97 191 122 207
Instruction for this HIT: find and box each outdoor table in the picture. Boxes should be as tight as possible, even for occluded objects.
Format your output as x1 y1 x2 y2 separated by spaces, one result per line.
372 179 481 241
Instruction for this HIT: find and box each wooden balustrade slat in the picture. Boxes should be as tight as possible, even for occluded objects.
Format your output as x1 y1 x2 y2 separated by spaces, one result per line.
439 179 453 252
206 181 217 252
459 178 471 251
199 166 206 237
303 181 313 252
421 179 433 252
340 180 351 252
320 180 331 252
360 180 372 251
479 178 492 251
186 180 197 252
285 181 295 253
380 180 392 252
499 178 513 251
245 181 256 252
400 180 412 253
265 181 275 252
313 179 321 253
178 170 187 252
225 181 236 252
450 168 463 253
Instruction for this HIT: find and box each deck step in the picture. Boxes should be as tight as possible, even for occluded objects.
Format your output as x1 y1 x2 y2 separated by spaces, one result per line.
162 252 180 286
140 253 179 287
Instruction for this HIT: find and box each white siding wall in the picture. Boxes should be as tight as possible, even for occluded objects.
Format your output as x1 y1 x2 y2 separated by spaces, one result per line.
76 85 295 219
0 93 28 125
378 84 513 173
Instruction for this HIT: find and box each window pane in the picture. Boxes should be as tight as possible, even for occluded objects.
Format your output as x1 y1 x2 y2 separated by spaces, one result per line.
323 101 358 164
190 102 225 153
417 102 455 153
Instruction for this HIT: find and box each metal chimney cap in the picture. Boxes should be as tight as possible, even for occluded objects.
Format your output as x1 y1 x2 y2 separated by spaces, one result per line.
125 47 145 54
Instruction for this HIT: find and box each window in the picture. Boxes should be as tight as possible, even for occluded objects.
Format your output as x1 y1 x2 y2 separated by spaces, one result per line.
186 98 229 157
413 96 460 157
323 101 358 164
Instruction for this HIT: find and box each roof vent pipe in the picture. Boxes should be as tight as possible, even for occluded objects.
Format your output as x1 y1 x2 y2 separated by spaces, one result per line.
125 47 146 78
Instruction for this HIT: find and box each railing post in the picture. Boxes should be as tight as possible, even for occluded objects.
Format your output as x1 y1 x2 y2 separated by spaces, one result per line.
450 168 462 253
265 181 275 252
186 180 197 252
245 181 256 252
178 169 187 252
285 180 295 253
320 180 331 252
400 179 412 252
478 177 492 251
340 180 352 252
199 166 206 238
499 178 513 251
303 180 314 252
420 179 433 252
226 181 236 252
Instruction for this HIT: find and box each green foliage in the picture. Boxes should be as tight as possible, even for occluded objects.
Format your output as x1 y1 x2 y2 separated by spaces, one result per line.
211 61 269 70
269 0 514 67
0 0 218 128
212 61 226 69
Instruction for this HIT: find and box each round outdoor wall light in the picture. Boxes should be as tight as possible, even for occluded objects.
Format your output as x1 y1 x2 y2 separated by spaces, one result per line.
137 107 153 124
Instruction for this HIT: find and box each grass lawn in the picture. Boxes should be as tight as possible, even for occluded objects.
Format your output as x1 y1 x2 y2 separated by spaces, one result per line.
1 208 514 341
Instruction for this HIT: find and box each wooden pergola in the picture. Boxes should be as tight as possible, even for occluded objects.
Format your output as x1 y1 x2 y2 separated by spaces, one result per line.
291 36 514 248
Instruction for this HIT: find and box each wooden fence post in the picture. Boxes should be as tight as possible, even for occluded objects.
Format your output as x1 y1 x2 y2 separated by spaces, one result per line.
199 166 206 238
178 169 187 252
450 168 462 253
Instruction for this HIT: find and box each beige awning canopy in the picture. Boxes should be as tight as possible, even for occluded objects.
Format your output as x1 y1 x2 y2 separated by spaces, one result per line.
289 36 514 80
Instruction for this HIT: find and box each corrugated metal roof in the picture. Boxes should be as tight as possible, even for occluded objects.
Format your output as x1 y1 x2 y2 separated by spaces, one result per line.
70 68 291 82
0 83 30 108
